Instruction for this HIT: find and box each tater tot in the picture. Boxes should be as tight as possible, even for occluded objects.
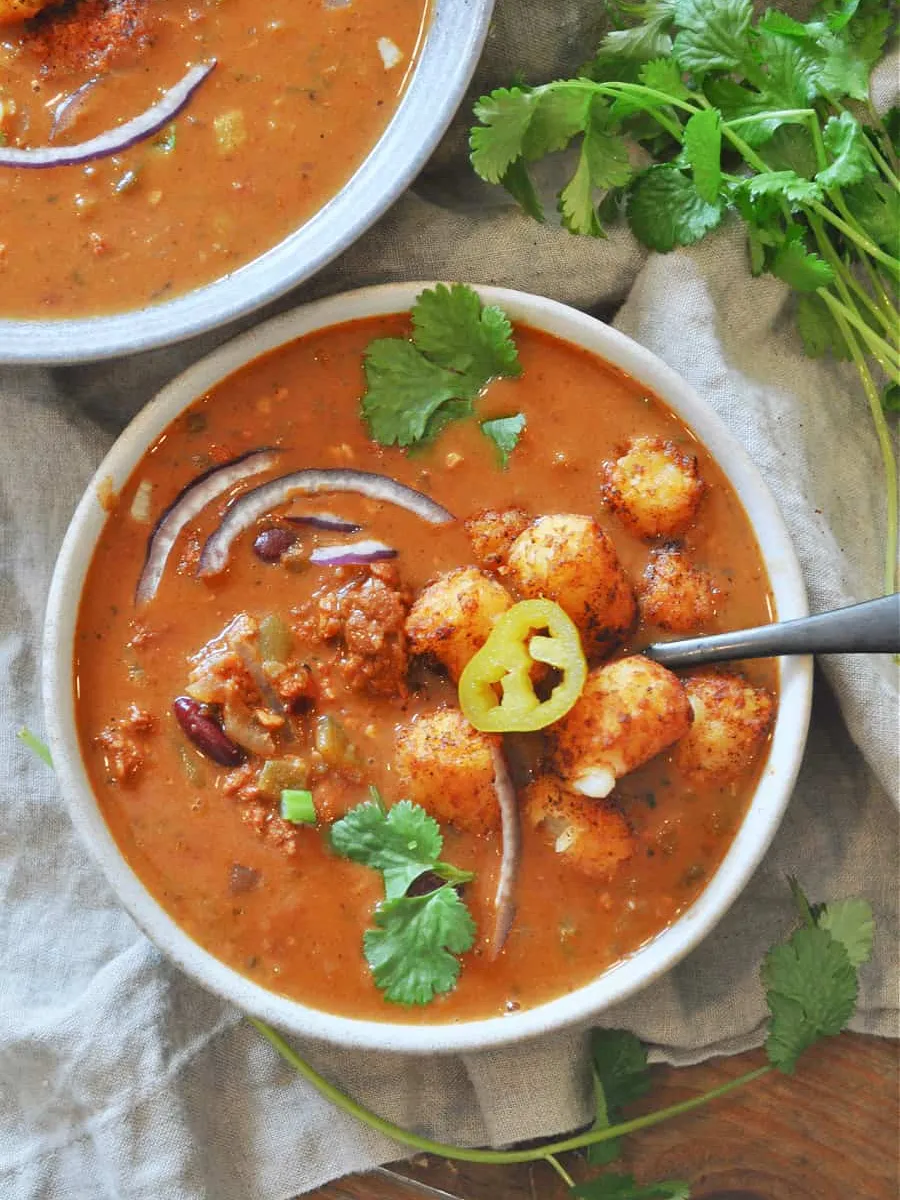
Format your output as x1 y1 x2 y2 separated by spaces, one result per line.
524 775 634 879
639 545 720 632
601 435 705 539
674 673 775 785
553 656 692 798
465 506 531 573
505 514 637 657
405 567 512 680
394 708 501 834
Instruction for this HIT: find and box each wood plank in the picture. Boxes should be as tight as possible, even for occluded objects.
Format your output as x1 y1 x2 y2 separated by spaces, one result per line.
308 1033 898 1199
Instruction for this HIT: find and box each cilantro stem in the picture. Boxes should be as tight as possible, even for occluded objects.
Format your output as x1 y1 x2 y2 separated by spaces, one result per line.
808 202 900 276
816 287 900 381
817 296 900 593
725 108 815 129
546 1156 576 1187
542 79 694 142
248 1016 772 1165
860 256 899 324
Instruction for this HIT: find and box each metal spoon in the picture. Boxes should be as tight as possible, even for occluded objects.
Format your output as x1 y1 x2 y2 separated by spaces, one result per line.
645 593 900 668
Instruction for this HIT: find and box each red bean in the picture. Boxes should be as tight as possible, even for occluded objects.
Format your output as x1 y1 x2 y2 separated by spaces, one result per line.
253 527 296 563
173 696 245 766
229 863 261 894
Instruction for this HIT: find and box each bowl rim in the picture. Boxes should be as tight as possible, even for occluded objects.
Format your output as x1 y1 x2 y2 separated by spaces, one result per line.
0 0 495 365
43 281 813 1054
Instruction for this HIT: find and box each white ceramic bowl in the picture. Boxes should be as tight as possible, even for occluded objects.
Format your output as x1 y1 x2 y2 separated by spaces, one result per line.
43 283 813 1054
0 0 493 365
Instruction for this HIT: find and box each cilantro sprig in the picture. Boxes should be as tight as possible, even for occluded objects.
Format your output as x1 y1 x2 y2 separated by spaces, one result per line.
253 878 875 1197
361 283 525 463
468 0 900 592
330 790 476 1006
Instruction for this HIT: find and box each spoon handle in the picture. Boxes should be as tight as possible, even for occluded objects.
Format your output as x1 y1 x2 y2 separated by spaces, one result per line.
645 593 900 668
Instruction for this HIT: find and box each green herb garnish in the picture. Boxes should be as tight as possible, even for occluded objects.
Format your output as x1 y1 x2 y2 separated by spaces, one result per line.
361 283 523 458
468 0 900 591
17 727 52 767
481 413 527 468
251 878 875 1195
280 788 316 825
330 791 476 1005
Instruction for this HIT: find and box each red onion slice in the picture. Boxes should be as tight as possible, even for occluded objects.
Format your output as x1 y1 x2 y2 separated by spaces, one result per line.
136 447 282 607
490 745 521 959
197 469 453 578
309 540 398 566
1 61 215 170
285 512 362 533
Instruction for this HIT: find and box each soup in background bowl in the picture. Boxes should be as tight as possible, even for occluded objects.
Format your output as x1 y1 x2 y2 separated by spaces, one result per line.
0 1 493 362
43 283 812 1053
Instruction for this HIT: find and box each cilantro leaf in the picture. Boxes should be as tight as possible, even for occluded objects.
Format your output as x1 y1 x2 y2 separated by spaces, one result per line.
755 32 822 108
639 58 690 101
331 799 449 900
559 100 632 236
682 108 722 204
586 1029 651 1165
412 283 522 381
522 86 590 160
763 923 858 1072
597 1 677 62
843 180 900 252
501 157 545 221
361 285 521 450
362 339 464 448
471 87 536 184
740 171 824 210
796 293 851 360
363 885 476 1005
573 1174 690 1199
883 384 900 414
481 414 526 468
672 0 754 75
818 898 875 967
817 112 877 189
627 164 723 251
17 727 52 767
770 230 834 291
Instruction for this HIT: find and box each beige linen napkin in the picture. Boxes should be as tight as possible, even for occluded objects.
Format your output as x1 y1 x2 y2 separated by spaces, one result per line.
1 2 897 1197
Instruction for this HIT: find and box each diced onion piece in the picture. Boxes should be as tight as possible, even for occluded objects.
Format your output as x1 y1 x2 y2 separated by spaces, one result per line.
130 479 154 524
571 765 617 799
490 745 521 959
377 37 404 69
136 447 282 607
285 511 362 533
0 62 216 170
309 539 397 566
197 468 453 578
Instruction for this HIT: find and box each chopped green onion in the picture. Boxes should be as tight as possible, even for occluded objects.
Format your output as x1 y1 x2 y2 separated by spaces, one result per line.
18 727 52 767
280 788 316 825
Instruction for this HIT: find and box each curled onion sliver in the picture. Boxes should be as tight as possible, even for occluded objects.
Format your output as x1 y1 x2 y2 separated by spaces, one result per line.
1 62 215 170
309 539 398 566
49 76 101 142
490 744 520 959
135 447 282 607
197 469 453 578
285 512 362 533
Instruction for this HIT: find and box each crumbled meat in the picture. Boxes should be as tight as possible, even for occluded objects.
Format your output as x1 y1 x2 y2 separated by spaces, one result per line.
95 704 155 784
272 663 317 713
294 562 411 697
240 803 301 854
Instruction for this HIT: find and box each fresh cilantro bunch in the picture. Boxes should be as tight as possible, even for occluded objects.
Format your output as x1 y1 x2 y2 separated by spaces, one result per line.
252 877 876 1199
469 0 900 591
330 790 477 1005
361 283 527 465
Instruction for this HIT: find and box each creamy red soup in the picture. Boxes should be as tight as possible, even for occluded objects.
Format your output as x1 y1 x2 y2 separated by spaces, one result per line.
0 0 428 317
74 314 777 1023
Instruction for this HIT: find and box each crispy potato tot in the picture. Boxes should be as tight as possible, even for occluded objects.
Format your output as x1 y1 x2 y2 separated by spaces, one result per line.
601 435 704 539
505 513 636 657
406 566 513 680
674 672 775 785
0 0 55 25
639 545 720 632
394 708 501 834
524 775 634 879
553 655 692 798
465 506 531 573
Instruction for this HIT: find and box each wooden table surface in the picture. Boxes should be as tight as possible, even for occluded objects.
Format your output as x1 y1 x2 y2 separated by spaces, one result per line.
310 1033 898 1200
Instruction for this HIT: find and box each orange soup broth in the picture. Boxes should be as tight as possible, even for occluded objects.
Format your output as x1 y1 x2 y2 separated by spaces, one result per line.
75 317 777 1023
0 0 428 316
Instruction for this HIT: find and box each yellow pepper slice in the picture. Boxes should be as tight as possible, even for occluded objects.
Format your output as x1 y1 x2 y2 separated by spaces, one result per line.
458 599 588 732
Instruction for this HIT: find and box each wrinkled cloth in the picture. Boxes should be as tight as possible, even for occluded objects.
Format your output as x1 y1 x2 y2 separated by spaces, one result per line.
1 2 898 1196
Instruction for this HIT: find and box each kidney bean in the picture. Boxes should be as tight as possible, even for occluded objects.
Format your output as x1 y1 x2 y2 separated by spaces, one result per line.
406 870 464 898
173 696 245 766
229 863 261 894
253 527 296 563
